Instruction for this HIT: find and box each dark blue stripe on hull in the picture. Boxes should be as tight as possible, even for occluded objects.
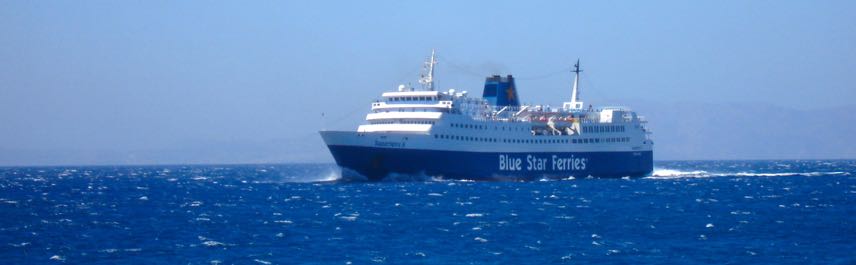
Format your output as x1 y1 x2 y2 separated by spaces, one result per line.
326 145 653 181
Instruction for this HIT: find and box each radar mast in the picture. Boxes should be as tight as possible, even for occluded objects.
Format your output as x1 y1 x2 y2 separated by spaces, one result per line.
563 59 584 110
418 49 437 91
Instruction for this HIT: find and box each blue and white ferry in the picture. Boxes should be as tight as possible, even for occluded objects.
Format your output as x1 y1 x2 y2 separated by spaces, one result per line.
320 50 654 180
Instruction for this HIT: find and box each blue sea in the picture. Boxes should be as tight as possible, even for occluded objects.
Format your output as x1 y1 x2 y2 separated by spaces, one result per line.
1 160 854 264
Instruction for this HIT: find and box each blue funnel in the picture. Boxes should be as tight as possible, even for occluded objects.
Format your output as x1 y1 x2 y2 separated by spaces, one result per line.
482 75 520 107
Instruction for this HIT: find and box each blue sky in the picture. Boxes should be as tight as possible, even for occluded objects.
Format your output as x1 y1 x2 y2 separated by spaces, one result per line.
1 1 854 165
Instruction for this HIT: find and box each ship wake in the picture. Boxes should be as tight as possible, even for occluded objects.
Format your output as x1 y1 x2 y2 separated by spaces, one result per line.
647 168 850 180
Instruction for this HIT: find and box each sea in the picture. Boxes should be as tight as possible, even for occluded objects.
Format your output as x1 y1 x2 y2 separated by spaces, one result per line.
1 160 853 264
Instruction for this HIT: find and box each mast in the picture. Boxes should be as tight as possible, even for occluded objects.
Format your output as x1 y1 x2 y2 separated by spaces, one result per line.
563 59 584 110
570 59 582 107
419 49 437 91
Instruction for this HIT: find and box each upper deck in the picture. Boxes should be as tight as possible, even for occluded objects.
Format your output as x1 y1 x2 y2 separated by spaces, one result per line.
354 51 650 142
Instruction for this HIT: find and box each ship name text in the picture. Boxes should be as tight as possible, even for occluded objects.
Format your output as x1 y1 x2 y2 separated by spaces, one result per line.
498 154 587 171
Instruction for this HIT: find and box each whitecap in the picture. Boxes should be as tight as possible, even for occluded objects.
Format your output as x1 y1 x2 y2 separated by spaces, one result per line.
474 237 488 243
465 213 484 218
525 245 540 251
340 213 359 221
254 259 272 265
49 255 65 261
202 241 225 247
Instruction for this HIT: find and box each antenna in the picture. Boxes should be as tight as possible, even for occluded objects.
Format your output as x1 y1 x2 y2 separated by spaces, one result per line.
418 49 437 91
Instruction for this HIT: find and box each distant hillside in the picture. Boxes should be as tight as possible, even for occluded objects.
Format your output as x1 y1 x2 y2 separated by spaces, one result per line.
630 101 856 160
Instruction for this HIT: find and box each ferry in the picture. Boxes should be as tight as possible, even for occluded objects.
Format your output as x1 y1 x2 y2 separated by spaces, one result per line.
320 50 653 180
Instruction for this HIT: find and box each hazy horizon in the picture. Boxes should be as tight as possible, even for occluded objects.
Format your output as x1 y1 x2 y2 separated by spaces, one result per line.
2 1 855 166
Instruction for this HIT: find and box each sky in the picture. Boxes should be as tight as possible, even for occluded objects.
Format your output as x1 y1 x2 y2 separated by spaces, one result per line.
1 1 855 165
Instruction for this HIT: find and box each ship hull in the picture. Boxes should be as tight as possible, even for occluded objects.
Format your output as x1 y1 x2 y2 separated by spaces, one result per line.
325 144 653 181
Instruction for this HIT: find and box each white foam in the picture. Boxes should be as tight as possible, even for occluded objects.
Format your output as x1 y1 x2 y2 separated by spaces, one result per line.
649 169 709 179
303 167 342 183
202 240 225 247
10 242 30 247
647 168 849 180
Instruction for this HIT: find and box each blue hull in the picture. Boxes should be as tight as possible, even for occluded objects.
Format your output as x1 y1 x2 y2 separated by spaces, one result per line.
326 145 653 181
